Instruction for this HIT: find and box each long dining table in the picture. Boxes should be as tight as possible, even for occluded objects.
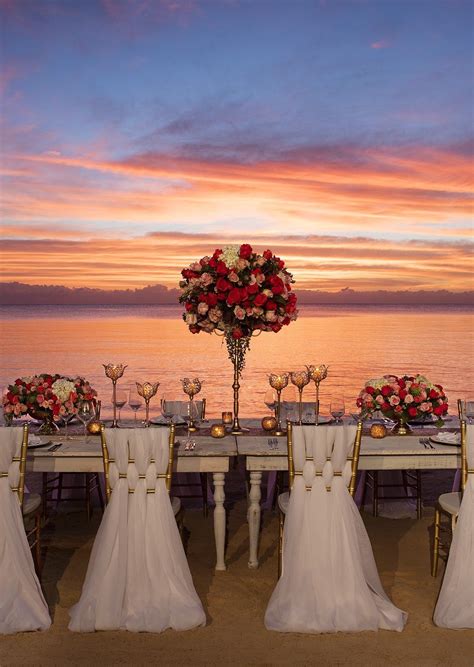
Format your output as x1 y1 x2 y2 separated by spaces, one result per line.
26 426 237 571
235 418 462 569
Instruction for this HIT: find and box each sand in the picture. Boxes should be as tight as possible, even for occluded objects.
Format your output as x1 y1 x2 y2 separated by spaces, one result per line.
1 500 473 666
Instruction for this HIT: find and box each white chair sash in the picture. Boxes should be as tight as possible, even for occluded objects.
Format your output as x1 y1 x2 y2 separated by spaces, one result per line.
265 425 407 633
0 428 51 634
68 428 205 632
433 424 474 628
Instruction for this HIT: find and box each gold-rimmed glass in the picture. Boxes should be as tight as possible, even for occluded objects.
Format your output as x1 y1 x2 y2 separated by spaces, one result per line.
306 364 328 425
103 363 127 428
269 372 289 435
181 377 203 432
136 381 160 427
290 369 310 424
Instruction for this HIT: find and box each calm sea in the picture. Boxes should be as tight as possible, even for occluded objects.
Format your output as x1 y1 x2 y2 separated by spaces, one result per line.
0 304 473 419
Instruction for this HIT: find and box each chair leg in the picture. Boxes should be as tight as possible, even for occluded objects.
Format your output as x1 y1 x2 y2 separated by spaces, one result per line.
56 472 64 510
278 511 284 579
200 473 208 518
416 470 422 519
42 473 48 518
35 512 42 575
373 471 379 517
432 507 440 577
85 473 93 520
95 473 105 513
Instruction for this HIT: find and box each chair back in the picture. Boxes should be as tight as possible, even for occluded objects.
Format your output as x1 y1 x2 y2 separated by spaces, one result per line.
287 421 363 497
461 420 473 492
100 425 175 504
0 424 29 506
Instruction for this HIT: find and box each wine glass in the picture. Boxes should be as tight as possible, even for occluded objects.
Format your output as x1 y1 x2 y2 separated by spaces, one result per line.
113 389 127 426
62 411 75 440
465 399 474 424
282 385 297 423
129 386 143 427
264 389 277 416
77 400 93 442
330 398 345 424
161 396 173 425
183 401 198 450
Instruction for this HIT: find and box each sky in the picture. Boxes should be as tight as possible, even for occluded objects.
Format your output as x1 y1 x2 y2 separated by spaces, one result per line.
0 0 473 294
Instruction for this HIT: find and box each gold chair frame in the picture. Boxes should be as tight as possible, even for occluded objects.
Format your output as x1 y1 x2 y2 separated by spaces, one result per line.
431 405 469 577
9 425 43 575
278 421 363 577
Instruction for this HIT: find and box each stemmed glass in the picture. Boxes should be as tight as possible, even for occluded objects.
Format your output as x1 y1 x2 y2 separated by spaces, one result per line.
330 398 345 424
268 373 289 436
306 364 328 425
282 385 297 423
161 397 173 425
103 363 127 428
181 378 203 432
264 389 277 417
61 411 75 441
136 381 160 427
77 400 93 443
465 399 474 424
183 401 198 451
113 390 127 426
128 386 143 427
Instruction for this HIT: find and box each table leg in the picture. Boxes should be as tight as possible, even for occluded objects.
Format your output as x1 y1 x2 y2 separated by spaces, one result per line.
248 471 262 569
212 472 226 571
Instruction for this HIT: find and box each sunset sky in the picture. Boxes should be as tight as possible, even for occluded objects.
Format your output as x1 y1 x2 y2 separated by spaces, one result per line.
1 0 473 293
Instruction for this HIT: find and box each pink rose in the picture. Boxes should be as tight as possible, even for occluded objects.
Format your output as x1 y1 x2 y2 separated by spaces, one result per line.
404 394 414 403
228 271 240 283
389 395 400 406
186 313 198 325
197 302 209 315
37 394 44 405
200 272 214 287
234 306 246 320
419 402 432 412
375 395 384 405
265 311 277 322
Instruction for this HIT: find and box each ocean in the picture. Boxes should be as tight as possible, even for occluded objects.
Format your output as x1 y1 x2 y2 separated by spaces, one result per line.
1 304 473 419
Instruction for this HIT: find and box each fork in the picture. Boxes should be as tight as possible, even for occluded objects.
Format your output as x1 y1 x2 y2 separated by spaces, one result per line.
420 437 434 449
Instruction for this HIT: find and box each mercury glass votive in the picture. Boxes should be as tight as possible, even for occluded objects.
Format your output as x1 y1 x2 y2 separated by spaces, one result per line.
136 381 160 427
103 363 127 428
306 364 328 425
269 372 289 435
222 411 233 427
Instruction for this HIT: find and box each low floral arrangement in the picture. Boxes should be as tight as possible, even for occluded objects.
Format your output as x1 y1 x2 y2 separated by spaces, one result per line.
3 374 97 422
357 374 448 424
179 243 298 339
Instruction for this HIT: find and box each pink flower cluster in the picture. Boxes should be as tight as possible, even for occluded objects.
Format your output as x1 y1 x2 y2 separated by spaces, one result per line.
357 374 448 423
3 374 97 422
179 244 298 339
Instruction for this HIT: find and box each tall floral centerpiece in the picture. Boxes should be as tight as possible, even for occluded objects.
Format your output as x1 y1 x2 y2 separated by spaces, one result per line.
357 374 448 435
3 374 97 434
179 244 298 433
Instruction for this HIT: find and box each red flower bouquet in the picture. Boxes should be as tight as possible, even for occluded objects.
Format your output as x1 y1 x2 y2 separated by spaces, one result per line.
357 374 448 426
3 373 97 423
179 244 298 339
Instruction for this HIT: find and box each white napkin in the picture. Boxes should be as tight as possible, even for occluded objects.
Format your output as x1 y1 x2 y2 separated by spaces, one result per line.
434 431 461 444
151 415 186 425
28 435 44 446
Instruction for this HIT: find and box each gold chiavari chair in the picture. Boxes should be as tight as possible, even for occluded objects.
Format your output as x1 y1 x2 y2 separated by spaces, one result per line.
100 424 183 527
431 408 469 577
277 420 363 578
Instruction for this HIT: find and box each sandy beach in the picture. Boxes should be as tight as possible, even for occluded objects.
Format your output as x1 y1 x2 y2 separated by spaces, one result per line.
1 494 472 667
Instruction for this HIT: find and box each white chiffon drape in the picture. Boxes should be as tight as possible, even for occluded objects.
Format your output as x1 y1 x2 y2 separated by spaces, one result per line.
265 425 407 633
69 428 206 632
0 428 51 634
433 424 474 629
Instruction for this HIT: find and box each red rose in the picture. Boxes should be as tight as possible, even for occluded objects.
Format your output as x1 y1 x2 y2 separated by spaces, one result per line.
217 292 226 301
198 293 208 303
398 379 406 389
269 276 285 295
240 286 248 301
271 323 282 332
286 302 297 314
216 261 229 276
381 385 392 397
399 389 407 400
381 402 390 411
247 283 259 295
15 379 22 386
266 300 277 310
207 293 218 306
408 406 418 417
232 328 243 339
254 293 267 307
209 257 217 268
185 302 194 312
189 325 200 334
429 389 439 399
365 386 375 395
213 248 223 258
216 277 231 292
263 249 273 260
227 288 242 306
282 316 291 325
277 259 285 269
239 243 252 259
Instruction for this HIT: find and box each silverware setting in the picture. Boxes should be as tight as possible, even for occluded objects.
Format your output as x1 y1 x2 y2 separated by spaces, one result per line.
268 437 279 450
47 442 62 452
419 437 435 450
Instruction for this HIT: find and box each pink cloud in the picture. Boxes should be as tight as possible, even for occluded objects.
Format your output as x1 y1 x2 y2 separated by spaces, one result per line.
371 39 391 50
